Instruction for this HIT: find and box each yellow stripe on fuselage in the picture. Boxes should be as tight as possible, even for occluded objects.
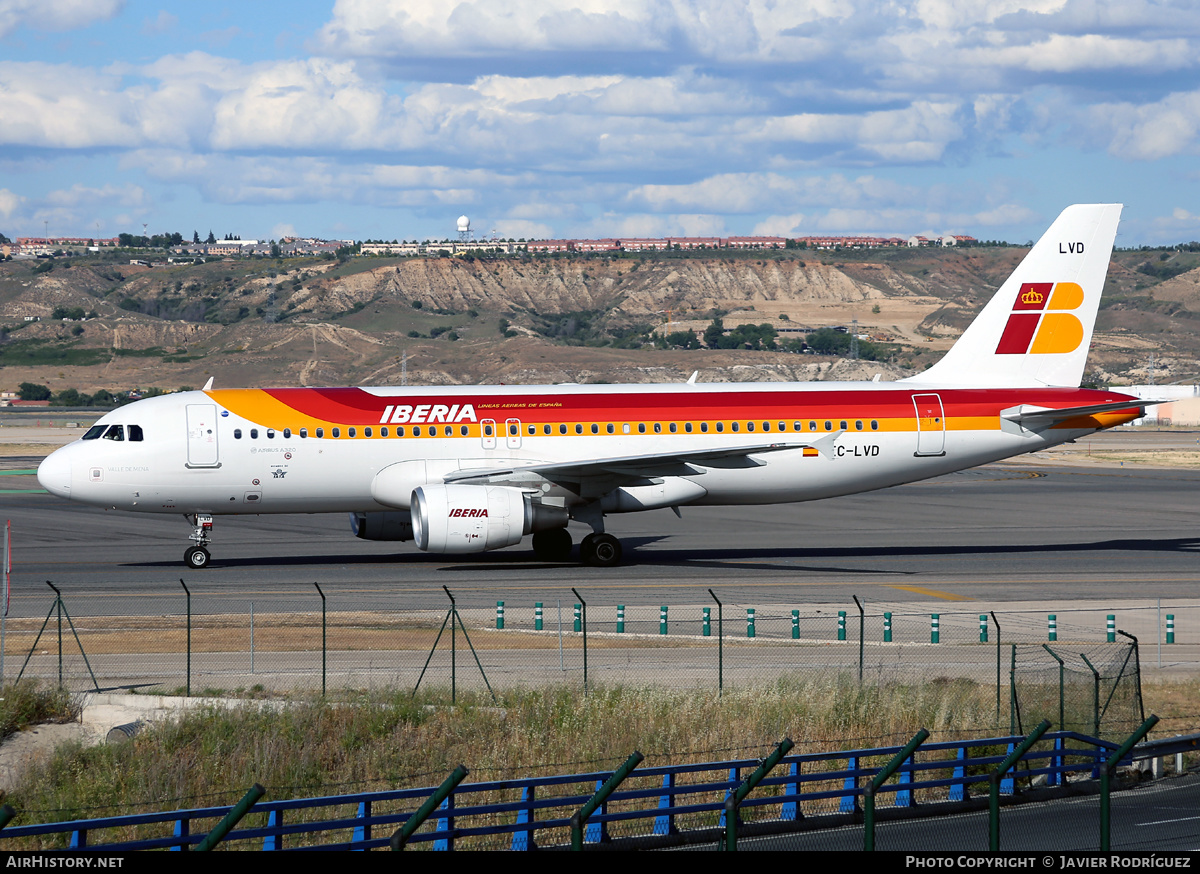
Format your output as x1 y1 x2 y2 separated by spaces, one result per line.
204 389 1118 442
207 389 339 431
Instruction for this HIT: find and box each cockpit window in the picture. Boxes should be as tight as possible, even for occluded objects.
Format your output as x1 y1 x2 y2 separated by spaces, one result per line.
128 425 144 442
82 425 106 440
102 425 124 441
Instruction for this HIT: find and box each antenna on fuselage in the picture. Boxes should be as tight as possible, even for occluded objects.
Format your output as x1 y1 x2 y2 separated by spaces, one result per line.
202 377 214 391
687 371 699 385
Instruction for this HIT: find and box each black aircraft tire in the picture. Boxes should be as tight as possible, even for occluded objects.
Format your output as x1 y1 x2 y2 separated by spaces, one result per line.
185 546 211 569
532 528 573 562
581 533 622 567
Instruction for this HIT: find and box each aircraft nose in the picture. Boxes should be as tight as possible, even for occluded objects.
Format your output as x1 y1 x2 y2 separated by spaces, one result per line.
37 448 72 499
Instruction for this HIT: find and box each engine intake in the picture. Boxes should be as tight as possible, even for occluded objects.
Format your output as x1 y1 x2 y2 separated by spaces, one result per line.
411 484 568 554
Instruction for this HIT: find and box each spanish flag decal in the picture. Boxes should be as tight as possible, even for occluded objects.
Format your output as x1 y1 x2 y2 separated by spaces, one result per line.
995 282 1084 355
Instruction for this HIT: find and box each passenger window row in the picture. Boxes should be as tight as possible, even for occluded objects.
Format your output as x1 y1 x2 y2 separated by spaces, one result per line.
231 420 882 439
503 420 879 435
233 425 473 439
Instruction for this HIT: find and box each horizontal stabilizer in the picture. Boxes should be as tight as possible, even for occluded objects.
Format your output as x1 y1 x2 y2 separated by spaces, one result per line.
1000 399 1160 426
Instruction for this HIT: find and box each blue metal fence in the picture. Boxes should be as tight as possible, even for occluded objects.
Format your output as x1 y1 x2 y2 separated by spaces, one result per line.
0 731 1135 851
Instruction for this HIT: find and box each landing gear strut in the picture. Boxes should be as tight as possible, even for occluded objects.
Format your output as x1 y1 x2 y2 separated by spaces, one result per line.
580 532 622 568
185 514 213 569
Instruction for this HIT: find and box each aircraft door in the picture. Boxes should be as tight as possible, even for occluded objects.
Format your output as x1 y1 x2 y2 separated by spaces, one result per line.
505 418 522 449
912 393 946 457
481 419 497 450
186 404 221 467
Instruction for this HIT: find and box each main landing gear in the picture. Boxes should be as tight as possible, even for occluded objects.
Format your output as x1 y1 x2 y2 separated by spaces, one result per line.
530 528 624 567
532 528 573 562
580 532 622 568
185 514 214 569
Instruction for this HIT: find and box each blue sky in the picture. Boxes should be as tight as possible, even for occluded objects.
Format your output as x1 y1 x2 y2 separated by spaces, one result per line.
2 0 1199 246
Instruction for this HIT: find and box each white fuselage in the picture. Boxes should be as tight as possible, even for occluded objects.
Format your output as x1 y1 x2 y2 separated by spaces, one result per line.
35 381 1130 518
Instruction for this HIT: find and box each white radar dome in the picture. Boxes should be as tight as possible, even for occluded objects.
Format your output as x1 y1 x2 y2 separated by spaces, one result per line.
457 215 471 232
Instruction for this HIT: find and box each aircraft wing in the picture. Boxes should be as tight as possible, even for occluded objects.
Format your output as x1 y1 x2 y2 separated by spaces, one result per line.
444 441 809 486
1000 399 1162 426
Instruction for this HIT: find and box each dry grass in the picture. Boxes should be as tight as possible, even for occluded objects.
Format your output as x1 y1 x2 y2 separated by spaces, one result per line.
1095 451 1200 467
0 613 693 654
0 444 60 458
0 675 1008 848
1141 678 1200 733
3 674 1196 849
0 682 79 740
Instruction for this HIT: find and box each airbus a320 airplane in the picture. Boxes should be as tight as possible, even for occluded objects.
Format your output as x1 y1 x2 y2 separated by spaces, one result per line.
37 204 1152 569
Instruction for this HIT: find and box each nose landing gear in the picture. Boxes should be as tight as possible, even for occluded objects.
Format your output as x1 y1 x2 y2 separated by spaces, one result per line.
185 514 213 569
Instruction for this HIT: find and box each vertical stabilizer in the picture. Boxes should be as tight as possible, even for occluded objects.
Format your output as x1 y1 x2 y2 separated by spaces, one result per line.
903 204 1122 388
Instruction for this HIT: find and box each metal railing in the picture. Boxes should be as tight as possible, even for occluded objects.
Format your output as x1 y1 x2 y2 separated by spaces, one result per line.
3 727 1183 851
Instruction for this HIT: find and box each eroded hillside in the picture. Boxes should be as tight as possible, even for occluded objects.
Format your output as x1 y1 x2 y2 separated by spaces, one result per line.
0 244 1197 395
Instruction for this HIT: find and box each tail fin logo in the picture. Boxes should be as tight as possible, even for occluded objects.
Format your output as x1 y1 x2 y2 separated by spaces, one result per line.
996 282 1085 355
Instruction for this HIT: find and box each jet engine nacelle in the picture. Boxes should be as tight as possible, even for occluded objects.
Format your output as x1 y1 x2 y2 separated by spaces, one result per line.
350 511 414 541
411 484 569 554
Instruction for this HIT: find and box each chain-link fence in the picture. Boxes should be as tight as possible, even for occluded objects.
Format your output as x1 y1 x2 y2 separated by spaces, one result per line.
2 585 1174 741
1011 642 1144 738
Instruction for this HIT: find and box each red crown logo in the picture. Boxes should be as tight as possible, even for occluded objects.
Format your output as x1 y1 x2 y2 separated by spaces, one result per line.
1020 288 1044 305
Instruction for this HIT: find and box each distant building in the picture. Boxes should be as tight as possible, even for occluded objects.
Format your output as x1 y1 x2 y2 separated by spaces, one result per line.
361 242 422 256
668 237 721 250
724 236 786 249
526 240 575 253
575 239 621 253
620 238 670 251
1115 384 1200 426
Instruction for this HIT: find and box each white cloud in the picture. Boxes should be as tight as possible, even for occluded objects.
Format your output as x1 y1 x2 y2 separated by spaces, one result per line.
141 10 176 36
967 35 1193 74
0 63 140 148
3 0 1199 244
911 0 1069 31
317 0 671 58
11 183 151 236
751 102 966 162
0 0 124 39
629 173 922 214
124 150 537 207
0 188 24 219
752 213 807 236
210 59 391 150
1075 92 1200 161
43 183 147 209
492 219 555 239
1131 207 1200 245
569 212 727 238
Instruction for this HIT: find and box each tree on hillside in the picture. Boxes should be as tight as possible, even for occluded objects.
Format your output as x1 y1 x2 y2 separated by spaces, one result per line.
703 318 725 349
206 231 216 244
193 230 200 243
18 382 51 401
52 388 91 407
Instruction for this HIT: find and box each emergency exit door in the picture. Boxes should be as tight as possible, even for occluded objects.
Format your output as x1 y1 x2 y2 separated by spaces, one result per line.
912 393 946 457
